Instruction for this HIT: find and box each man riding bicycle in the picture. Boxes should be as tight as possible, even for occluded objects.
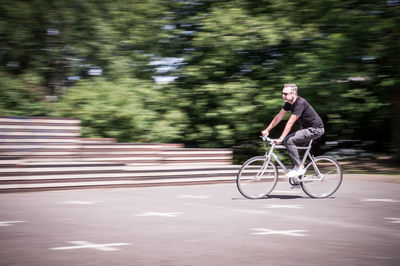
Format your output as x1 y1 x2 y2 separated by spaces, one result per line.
261 84 324 179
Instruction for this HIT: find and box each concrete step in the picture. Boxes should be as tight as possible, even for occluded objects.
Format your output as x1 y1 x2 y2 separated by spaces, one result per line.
0 162 289 193
0 116 236 192
0 164 240 179
0 175 238 193
0 164 241 193
1 143 229 164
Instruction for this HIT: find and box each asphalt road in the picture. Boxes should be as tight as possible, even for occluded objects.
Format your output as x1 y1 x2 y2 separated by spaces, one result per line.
0 175 399 266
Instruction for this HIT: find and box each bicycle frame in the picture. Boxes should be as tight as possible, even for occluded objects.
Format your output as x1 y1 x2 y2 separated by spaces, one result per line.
262 136 323 180
237 137 343 199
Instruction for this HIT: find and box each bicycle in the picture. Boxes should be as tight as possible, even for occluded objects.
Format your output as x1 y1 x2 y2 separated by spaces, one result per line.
236 136 343 199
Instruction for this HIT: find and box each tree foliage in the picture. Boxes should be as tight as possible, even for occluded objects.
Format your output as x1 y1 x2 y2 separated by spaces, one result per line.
55 78 188 143
0 0 399 159
0 73 47 116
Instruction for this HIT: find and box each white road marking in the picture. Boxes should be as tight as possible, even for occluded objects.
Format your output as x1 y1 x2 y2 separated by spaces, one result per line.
385 217 400 224
0 221 25 226
61 201 100 205
361 198 400 203
251 228 308 236
135 212 183 217
177 195 210 199
51 241 131 251
263 204 304 209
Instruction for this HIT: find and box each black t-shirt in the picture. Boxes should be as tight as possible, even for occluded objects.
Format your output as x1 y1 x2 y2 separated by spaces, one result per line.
283 96 324 129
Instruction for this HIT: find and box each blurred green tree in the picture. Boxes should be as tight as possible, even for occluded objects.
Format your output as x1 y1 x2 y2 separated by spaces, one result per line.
160 0 398 160
55 78 188 142
0 73 47 116
0 0 398 160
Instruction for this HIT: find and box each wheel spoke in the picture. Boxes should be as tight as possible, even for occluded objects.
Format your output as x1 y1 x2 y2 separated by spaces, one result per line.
236 157 278 199
301 156 342 198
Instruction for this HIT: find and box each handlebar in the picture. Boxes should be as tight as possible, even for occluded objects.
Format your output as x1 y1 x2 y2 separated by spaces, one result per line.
261 135 312 149
260 135 275 143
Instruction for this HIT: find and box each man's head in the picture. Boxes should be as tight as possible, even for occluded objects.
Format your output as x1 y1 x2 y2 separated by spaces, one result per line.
282 83 298 103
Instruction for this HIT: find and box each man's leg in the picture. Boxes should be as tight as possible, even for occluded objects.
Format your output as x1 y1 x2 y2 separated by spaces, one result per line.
285 128 324 168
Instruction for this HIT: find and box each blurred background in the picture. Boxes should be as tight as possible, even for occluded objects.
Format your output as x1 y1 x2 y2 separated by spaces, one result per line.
0 0 399 164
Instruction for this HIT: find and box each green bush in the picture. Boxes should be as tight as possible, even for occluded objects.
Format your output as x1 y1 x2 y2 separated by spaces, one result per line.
53 78 188 143
0 73 48 116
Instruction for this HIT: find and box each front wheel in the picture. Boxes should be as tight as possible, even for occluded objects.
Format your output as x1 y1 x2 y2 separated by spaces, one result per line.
236 156 278 199
301 156 343 198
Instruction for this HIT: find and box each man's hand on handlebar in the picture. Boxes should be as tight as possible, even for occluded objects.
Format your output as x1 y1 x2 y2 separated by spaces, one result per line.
261 129 269 137
261 134 284 145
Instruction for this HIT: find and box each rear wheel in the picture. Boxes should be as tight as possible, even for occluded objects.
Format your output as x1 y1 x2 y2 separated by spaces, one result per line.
301 156 342 198
236 156 278 199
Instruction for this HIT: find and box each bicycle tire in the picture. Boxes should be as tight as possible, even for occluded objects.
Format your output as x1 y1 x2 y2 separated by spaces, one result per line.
301 156 343 198
236 156 278 199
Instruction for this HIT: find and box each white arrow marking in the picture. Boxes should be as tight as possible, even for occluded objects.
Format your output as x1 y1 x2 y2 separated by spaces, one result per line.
263 204 304 209
385 217 400 224
177 195 210 199
362 198 399 203
135 212 183 217
61 201 100 205
0 221 25 227
51 241 131 251
251 228 308 236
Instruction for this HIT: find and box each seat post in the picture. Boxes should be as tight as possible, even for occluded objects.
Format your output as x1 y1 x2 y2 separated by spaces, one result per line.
300 139 314 166
307 139 314 149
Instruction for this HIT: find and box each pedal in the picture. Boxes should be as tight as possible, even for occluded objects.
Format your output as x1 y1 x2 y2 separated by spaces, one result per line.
289 177 299 186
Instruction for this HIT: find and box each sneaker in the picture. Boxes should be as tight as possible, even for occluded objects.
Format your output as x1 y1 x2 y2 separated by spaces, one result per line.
286 167 305 178
286 169 299 178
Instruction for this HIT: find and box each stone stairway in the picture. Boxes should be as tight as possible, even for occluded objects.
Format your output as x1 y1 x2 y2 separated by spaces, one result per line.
0 116 238 192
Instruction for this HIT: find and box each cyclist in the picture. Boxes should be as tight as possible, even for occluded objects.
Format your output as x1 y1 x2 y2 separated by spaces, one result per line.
261 84 324 181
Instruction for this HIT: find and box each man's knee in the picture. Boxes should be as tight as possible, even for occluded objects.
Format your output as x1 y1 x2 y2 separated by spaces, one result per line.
285 136 295 146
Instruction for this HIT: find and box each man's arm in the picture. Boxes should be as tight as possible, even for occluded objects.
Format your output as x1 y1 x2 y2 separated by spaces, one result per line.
262 109 287 136
275 114 299 142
